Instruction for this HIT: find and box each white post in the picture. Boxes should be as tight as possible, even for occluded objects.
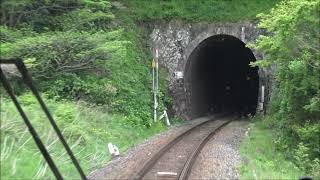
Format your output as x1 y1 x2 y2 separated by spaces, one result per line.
154 92 157 123
153 49 159 123
155 49 159 96
260 85 265 111
261 85 265 103
152 58 157 123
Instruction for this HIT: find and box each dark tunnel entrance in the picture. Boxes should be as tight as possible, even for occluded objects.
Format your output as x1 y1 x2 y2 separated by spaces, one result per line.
185 35 259 118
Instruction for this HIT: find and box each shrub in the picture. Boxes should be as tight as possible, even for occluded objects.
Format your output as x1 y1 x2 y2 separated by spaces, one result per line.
253 0 320 174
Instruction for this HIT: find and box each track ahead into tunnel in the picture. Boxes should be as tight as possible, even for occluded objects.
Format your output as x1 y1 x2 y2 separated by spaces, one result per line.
132 115 234 180
185 34 259 119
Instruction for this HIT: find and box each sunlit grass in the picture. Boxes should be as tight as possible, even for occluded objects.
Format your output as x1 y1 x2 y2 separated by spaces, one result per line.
0 93 166 179
239 118 305 179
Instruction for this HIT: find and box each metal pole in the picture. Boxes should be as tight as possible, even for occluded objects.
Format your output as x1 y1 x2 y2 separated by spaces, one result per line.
155 49 159 96
152 49 159 123
0 68 64 180
152 58 157 123
17 60 87 180
1 59 87 180
261 85 265 115
155 49 159 122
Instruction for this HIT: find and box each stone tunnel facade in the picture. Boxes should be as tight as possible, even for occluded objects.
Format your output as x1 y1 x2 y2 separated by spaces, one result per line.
150 21 275 120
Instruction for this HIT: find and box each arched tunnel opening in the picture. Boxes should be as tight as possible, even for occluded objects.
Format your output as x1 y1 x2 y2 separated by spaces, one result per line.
185 35 259 118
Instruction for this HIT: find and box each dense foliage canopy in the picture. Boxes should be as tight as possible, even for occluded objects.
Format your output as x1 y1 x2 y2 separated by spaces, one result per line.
0 0 170 178
0 0 169 126
253 0 320 175
121 0 281 22
1 0 318 178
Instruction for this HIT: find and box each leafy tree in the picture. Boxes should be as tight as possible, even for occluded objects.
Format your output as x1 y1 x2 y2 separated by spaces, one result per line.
253 0 320 174
1 32 109 78
0 0 114 31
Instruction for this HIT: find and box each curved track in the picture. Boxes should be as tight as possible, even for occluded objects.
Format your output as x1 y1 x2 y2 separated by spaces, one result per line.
133 115 233 180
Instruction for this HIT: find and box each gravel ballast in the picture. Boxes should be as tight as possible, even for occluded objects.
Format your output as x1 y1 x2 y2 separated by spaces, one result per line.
88 116 215 179
189 120 249 179
88 117 248 180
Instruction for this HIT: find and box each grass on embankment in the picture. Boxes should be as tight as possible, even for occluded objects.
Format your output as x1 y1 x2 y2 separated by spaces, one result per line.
0 94 166 179
239 118 305 179
122 0 281 22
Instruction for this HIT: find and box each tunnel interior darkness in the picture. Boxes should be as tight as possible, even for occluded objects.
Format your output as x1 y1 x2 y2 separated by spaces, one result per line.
186 35 259 118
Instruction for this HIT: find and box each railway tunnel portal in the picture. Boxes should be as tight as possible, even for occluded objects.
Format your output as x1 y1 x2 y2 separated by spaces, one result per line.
185 35 259 118
151 21 274 120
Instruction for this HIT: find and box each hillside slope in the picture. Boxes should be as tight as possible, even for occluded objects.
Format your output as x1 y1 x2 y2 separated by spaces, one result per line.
1 0 305 179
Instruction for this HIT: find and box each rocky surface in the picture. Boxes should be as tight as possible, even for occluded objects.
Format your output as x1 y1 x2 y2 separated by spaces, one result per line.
149 20 273 120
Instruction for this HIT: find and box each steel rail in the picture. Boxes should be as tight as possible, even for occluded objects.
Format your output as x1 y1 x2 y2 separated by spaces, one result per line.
133 114 228 180
178 120 232 180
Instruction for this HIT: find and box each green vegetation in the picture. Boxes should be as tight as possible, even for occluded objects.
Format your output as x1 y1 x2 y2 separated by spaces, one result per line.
240 118 304 179
1 0 318 179
0 94 165 179
1 0 171 179
121 0 281 22
0 1 168 127
245 0 320 178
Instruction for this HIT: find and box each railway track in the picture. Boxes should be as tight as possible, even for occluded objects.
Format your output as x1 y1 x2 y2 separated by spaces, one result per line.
133 115 233 180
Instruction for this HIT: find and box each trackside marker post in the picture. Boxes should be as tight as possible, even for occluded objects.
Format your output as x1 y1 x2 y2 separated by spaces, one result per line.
259 85 265 111
152 58 157 122
152 49 159 123
108 143 120 157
